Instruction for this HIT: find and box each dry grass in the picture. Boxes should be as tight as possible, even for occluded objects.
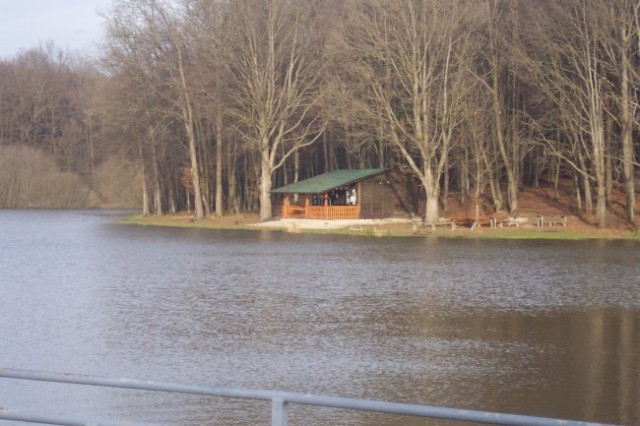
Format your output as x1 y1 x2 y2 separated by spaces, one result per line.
125 213 260 230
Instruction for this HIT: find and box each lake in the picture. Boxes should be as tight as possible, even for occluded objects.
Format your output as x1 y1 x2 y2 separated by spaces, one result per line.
0 210 638 425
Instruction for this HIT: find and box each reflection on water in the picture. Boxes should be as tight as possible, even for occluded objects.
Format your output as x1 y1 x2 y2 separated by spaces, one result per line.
0 210 638 425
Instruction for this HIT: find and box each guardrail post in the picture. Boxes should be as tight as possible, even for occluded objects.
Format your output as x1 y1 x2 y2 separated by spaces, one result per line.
271 397 288 426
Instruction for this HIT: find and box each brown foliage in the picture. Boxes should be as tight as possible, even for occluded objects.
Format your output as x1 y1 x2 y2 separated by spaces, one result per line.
93 156 141 208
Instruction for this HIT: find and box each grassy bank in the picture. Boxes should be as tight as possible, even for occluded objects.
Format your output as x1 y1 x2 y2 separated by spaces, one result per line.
122 213 260 230
123 214 639 240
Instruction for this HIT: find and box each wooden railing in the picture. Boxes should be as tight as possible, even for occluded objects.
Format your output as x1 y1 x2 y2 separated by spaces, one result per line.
282 203 360 220
305 205 326 219
326 205 360 219
282 204 306 218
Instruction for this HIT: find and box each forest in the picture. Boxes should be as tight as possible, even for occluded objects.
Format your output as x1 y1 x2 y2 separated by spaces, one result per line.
0 0 638 227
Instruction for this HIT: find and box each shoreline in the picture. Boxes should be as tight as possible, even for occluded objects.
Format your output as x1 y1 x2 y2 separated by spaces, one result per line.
123 214 640 241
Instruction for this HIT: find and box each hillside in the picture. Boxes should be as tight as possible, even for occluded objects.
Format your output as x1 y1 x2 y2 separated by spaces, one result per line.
443 179 638 232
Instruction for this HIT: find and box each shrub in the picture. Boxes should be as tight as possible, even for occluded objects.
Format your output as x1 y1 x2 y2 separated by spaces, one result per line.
0 145 91 208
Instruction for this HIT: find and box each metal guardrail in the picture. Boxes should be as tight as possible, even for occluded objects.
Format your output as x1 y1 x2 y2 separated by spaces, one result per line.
0 367 612 426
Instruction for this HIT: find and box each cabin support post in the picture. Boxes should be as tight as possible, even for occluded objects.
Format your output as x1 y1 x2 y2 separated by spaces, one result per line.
323 193 329 220
357 182 361 218
304 195 310 219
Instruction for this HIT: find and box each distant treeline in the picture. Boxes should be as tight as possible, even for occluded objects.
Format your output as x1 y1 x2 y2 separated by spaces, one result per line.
0 0 638 226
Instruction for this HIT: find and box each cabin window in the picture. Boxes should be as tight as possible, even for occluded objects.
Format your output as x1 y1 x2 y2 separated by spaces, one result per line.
311 194 324 206
347 187 357 205
325 186 357 206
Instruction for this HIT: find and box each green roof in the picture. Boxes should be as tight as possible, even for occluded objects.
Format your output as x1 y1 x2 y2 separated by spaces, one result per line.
271 168 387 194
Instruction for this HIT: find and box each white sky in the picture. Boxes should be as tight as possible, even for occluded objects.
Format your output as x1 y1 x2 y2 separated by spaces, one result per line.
0 0 114 59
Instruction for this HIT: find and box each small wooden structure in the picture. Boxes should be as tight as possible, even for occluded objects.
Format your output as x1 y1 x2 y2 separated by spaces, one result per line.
271 168 417 220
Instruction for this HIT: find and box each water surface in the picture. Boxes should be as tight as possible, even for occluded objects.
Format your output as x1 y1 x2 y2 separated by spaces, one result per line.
0 210 638 424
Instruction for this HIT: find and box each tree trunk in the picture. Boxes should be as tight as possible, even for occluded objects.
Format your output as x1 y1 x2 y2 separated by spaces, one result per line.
506 170 518 213
459 147 468 205
552 158 560 200
187 126 205 220
491 175 503 212
177 45 204 220
423 163 439 223
605 141 613 209
442 157 449 212
596 179 607 227
574 173 582 212
150 137 162 216
578 149 593 215
259 152 273 221
620 29 635 223
202 192 211 217
293 150 300 203
473 161 483 229
141 177 150 216
227 142 239 214
490 53 517 214
214 107 224 217
532 150 540 188
168 184 176 214
592 116 607 227
138 137 150 216
425 189 439 223
424 191 438 223
583 175 593 216
322 131 330 173
152 169 162 216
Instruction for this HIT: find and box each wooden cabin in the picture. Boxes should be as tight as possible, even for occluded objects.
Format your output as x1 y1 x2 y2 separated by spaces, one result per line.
271 168 418 220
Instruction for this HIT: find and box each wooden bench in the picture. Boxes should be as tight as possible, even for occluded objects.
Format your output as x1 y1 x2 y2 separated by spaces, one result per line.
429 217 457 230
535 215 567 227
497 215 555 228
457 218 495 230
412 217 457 234
497 216 520 228
476 217 497 229
494 214 567 228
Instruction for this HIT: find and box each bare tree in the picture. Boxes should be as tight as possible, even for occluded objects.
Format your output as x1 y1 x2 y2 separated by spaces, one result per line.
529 0 612 227
221 0 326 221
341 0 474 223
481 0 524 214
104 0 207 219
186 0 231 217
602 0 638 224
83 0 636 224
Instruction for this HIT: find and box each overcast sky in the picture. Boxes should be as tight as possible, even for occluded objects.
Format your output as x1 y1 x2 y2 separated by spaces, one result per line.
0 0 113 59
